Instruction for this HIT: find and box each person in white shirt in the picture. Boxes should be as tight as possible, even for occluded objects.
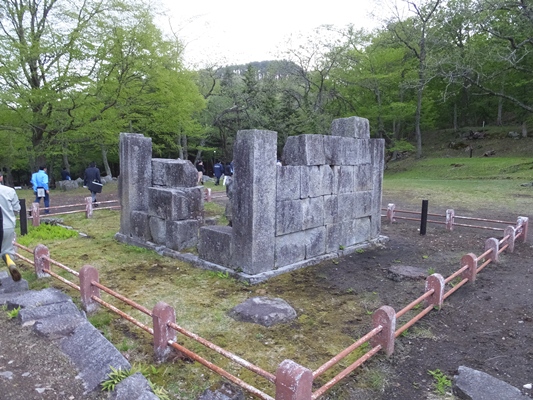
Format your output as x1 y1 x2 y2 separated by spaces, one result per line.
0 172 21 281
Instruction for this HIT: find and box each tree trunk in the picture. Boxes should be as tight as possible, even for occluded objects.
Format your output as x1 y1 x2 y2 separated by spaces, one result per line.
62 143 70 172
101 145 112 178
522 121 528 138
181 135 188 160
453 102 458 132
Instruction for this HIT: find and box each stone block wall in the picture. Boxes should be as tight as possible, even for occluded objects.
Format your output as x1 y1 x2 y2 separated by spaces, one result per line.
117 133 203 251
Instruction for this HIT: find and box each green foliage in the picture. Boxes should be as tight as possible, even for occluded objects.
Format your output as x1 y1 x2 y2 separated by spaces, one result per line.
427 369 452 395
16 224 78 246
88 311 114 330
101 364 170 399
6 306 21 319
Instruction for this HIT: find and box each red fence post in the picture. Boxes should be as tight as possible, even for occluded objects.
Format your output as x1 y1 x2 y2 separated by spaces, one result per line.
425 274 445 309
446 209 454 231
152 302 177 363
34 244 50 278
79 265 100 314
31 202 40 227
387 204 396 224
85 197 93 218
275 359 313 400
504 226 516 253
460 253 478 284
517 216 529 243
484 238 499 263
370 305 396 356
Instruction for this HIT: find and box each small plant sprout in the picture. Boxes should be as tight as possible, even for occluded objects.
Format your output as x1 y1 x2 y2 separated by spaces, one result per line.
339 245 345 250
332 259 339 265
427 369 452 395
427 267 436 275
356 249 365 254
422 255 429 259
6 306 21 319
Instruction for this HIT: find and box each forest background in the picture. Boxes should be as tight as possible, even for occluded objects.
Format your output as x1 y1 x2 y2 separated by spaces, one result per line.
1 0 532 186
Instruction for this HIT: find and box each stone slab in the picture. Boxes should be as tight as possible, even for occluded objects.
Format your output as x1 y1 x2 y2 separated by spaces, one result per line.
60 321 131 393
149 216 166 244
323 136 358 165
305 226 326 258
18 300 81 324
275 231 306 268
0 271 29 294
166 219 199 251
277 166 301 201
198 226 233 267
302 197 324 230
151 158 197 188
6 288 71 310
228 297 297 327
386 265 427 282
33 313 89 340
109 372 159 400
198 382 246 400
276 200 303 236
453 366 529 400
148 187 203 221
331 116 370 139
282 134 325 166
130 211 152 241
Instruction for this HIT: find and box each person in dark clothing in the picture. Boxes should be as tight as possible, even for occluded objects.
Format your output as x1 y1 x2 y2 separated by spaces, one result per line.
213 160 223 185
83 162 102 205
223 162 233 186
60 168 71 181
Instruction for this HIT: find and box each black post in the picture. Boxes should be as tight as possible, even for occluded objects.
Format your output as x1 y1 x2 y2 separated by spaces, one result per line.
20 199 28 236
420 200 428 236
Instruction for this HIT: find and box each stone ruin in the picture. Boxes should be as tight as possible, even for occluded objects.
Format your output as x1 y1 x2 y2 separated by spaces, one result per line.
114 116 385 283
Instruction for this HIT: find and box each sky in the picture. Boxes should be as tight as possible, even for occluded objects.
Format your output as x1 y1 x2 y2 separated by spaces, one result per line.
159 0 385 67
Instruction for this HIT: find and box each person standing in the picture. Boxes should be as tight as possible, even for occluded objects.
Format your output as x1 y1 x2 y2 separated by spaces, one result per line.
83 162 102 205
196 160 205 185
213 160 223 185
0 172 21 281
31 166 50 214
60 167 71 181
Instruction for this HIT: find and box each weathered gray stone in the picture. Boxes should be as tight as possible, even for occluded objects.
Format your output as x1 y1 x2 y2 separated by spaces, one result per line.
130 211 152 241
331 116 370 139
6 288 71 310
228 297 297 327
353 217 371 244
301 166 324 198
166 219 199 251
277 166 301 201
275 231 306 268
148 187 203 221
118 133 152 236
305 226 326 258
282 134 325 166
276 200 303 236
231 130 277 275
198 226 233 267
302 197 324 230
324 195 340 225
355 164 373 192
109 372 159 400
18 300 80 324
148 216 166 244
324 136 358 165
337 193 356 221
386 265 427 282
354 191 373 218
33 313 89 339
326 223 343 253
453 366 529 400
337 166 355 194
57 180 80 191
358 139 372 165
151 158 197 188
320 165 335 195
0 271 28 294
60 322 131 393
198 382 246 400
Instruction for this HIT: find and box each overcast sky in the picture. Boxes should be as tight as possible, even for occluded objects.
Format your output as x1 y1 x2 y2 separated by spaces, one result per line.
159 0 385 67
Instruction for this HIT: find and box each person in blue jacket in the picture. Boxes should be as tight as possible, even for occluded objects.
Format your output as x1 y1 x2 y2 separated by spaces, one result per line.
31 166 50 214
213 160 223 185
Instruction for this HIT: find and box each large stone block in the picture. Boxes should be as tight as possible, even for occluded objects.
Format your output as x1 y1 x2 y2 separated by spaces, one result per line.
282 134 325 166
198 226 233 267
130 211 152 241
301 166 322 198
355 164 373 192
166 220 199 251
276 200 303 235
337 166 355 194
326 223 343 253
302 197 324 230
231 130 277 275
277 166 301 201
275 231 306 268
118 133 152 235
305 226 326 258
337 193 356 221
324 136 358 165
324 195 340 225
148 187 203 221
354 191 373 218
357 139 372 165
331 116 370 139
152 158 197 188
353 217 372 245
149 216 166 244
370 212 381 239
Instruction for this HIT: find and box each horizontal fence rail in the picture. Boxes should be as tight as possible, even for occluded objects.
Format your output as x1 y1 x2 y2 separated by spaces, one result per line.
12 212 529 399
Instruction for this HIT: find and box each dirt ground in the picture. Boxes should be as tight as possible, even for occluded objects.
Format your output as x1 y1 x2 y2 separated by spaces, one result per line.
1 187 532 399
